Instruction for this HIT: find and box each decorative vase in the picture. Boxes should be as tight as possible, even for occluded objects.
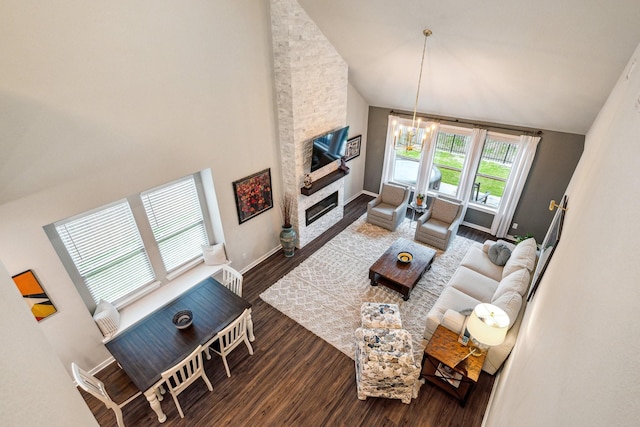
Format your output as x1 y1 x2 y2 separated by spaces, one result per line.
416 195 425 206
279 225 296 257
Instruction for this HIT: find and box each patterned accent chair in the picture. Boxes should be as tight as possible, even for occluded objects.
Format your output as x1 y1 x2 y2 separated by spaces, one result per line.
366 183 410 231
354 328 422 404
414 196 463 250
360 302 403 329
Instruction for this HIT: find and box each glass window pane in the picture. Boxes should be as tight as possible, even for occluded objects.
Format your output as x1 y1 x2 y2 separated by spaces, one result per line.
433 131 472 197
142 176 209 272
391 123 426 186
55 202 155 304
471 135 519 208
393 152 420 186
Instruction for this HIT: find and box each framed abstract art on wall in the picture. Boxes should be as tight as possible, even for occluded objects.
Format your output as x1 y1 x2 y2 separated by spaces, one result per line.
12 269 57 321
232 168 274 224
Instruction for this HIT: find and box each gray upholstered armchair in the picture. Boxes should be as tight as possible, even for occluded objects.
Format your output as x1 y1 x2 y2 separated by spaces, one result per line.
414 196 463 250
366 183 410 231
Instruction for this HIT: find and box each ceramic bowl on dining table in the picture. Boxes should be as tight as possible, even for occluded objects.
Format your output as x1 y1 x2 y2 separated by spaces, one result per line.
172 310 193 329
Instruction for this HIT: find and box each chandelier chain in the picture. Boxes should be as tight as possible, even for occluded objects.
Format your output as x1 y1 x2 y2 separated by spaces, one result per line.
411 29 431 130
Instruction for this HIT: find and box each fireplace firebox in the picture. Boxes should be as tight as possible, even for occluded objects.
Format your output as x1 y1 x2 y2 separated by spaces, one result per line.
305 192 338 226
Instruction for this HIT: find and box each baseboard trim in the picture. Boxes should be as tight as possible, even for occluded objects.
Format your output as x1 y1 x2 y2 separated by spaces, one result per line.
91 356 116 376
461 221 492 235
239 246 281 275
481 369 501 427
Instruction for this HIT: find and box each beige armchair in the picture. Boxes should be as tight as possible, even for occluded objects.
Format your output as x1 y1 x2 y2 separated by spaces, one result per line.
366 183 410 231
414 196 463 250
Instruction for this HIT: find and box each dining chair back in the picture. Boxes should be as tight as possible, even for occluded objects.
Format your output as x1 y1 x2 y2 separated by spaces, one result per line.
205 308 254 377
72 362 141 427
160 344 213 419
221 265 243 297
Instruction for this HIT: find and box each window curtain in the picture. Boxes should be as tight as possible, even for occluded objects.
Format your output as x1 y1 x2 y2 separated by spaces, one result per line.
414 122 440 196
380 114 400 190
491 134 541 237
457 128 487 203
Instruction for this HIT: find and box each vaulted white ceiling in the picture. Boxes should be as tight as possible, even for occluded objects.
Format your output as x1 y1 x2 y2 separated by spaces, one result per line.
298 0 640 134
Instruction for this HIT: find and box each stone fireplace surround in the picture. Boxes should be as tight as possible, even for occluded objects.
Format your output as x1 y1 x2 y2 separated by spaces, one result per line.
270 0 349 249
296 176 344 247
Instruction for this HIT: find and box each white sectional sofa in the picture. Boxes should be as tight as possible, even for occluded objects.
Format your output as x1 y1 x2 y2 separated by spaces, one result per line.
423 238 537 375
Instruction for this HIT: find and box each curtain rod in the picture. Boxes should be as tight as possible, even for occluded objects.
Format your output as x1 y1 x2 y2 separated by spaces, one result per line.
390 110 543 136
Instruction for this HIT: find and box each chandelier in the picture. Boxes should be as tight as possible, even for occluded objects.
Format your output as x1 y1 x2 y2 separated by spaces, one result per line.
394 29 433 151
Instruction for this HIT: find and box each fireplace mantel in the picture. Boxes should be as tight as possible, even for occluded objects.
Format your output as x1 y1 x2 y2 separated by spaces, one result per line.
300 168 349 196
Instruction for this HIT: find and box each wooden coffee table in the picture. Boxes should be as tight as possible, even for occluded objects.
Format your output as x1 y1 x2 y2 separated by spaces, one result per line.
368 237 437 300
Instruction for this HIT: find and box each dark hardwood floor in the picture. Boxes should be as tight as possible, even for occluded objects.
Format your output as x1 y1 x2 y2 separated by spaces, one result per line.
81 194 496 426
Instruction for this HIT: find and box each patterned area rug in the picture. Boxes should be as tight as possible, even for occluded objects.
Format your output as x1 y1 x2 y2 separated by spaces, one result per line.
260 214 474 361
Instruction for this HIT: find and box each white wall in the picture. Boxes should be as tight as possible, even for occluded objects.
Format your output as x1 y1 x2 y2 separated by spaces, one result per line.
344 83 369 201
0 261 99 426
485 41 640 426
0 1 281 373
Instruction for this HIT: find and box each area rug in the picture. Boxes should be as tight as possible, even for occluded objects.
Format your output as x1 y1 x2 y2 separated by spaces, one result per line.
260 214 474 361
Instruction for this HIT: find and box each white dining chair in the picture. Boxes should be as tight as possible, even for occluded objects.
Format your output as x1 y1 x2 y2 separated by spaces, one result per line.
72 362 141 427
204 308 254 377
160 344 213 419
220 264 243 297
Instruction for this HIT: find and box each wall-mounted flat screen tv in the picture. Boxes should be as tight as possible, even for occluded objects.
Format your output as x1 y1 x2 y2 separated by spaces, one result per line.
310 126 349 173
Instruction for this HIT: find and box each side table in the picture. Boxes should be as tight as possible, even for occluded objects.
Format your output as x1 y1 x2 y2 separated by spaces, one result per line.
420 325 486 407
409 201 428 226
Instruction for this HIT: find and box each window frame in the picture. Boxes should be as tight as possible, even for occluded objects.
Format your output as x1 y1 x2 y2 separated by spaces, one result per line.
45 172 214 311
141 175 210 277
467 131 521 211
383 116 532 217
387 117 432 188
429 125 475 200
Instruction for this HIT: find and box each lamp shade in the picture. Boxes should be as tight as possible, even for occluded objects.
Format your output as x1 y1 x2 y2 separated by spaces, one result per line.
466 303 509 347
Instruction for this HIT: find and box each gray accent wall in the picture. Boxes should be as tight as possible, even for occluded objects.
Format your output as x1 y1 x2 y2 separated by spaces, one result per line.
364 107 584 241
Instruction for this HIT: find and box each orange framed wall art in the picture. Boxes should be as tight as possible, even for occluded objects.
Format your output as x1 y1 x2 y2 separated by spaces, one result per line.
12 270 57 321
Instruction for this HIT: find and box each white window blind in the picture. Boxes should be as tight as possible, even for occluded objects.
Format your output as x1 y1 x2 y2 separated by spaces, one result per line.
55 202 155 304
141 176 209 273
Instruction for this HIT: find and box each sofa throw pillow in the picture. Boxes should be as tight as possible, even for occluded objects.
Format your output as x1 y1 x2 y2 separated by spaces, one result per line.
483 239 515 254
490 291 522 329
493 267 531 299
202 243 228 265
502 237 537 278
488 243 512 266
93 300 120 338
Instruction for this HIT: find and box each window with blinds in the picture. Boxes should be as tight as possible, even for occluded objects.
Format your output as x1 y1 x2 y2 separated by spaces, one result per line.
55 201 155 305
141 176 209 273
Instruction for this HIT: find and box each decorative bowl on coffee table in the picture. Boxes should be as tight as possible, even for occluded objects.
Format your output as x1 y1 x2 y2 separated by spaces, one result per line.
397 252 413 264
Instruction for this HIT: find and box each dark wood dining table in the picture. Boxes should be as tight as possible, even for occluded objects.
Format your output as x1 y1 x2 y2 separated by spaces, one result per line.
105 277 253 422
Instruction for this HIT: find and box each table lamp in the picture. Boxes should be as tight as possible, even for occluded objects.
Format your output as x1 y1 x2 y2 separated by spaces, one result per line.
456 303 509 365
467 303 509 350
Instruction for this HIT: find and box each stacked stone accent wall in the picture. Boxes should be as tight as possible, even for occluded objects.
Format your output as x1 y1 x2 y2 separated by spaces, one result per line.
270 0 348 247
